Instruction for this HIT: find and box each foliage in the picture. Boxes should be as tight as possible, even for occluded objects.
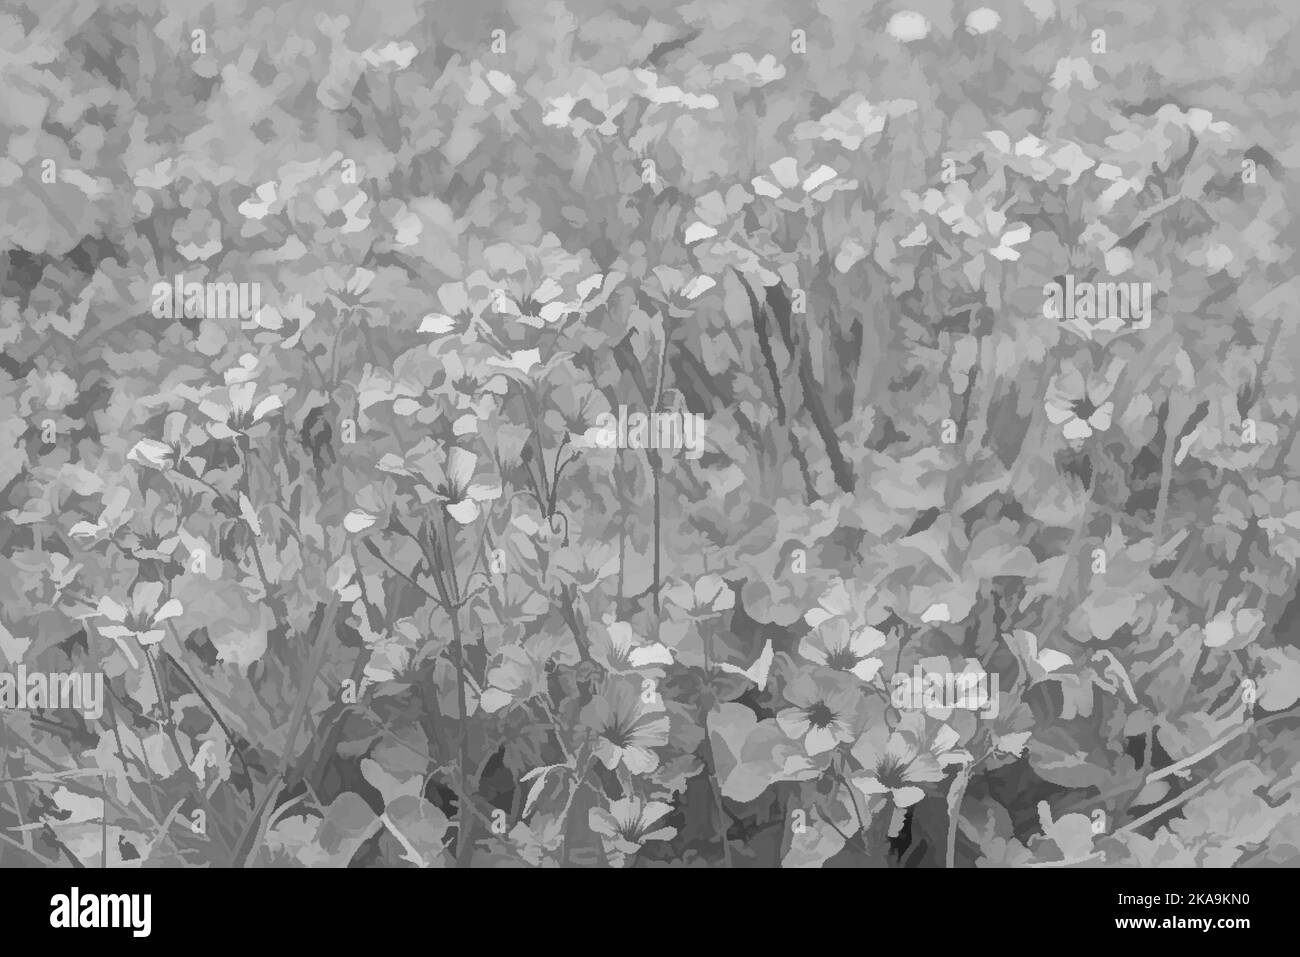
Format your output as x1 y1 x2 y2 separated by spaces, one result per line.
0 0 1298 868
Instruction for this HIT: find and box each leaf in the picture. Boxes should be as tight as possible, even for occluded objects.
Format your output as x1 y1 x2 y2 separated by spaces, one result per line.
716 639 773 689
1075 588 1138 642
315 793 383 867
1035 800 1096 860
344 509 378 532
382 795 451 867
783 793 853 868
520 763 569 818
361 757 422 805
239 493 262 536
0 619 31 666
1027 727 1112 789
707 703 818 803
1250 647 1300 712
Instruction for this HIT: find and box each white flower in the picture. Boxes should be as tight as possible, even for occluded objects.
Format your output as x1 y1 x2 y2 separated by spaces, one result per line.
588 798 676 856
424 447 501 524
96 582 183 647
591 619 674 675
128 439 174 470
798 618 886 681
197 380 283 440
1045 364 1115 441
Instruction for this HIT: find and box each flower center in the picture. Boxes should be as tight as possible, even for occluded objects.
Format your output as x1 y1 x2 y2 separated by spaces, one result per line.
805 702 835 729
825 646 861 671
875 754 907 789
1071 396 1098 420
600 710 637 749
601 726 630 748
617 819 644 842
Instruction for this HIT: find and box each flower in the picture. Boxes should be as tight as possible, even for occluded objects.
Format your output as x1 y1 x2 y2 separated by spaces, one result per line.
435 349 508 413
590 618 674 675
588 797 676 855
552 542 620 593
68 486 133 542
850 720 948 809
418 278 492 336
804 577 889 631
750 157 856 212
662 573 735 619
647 266 716 307
429 656 482 717
798 618 886 681
543 371 609 440
324 266 377 309
580 679 670 775
479 645 546 713
96 582 183 646
1045 364 1114 440
424 447 502 524
475 234 604 328
125 501 183 563
776 669 862 755
127 438 175 470
893 710 975 767
197 380 283 440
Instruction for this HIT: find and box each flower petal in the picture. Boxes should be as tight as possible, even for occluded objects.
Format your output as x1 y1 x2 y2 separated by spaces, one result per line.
129 439 173 469
587 807 620 839
97 597 128 621
777 708 812 740
892 786 926 808
804 725 838 755
133 582 164 616
639 802 675 829
1044 401 1074 425
445 499 480 524
446 447 477 491
628 643 675 668
465 482 502 503
420 313 457 334
593 739 621 770
197 399 230 423
1062 416 1093 440
851 657 884 681
344 510 378 533
852 774 889 796
797 636 829 665
480 688 515 713
252 394 283 422
208 422 239 440
620 746 659 775
229 381 257 415
153 599 184 623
